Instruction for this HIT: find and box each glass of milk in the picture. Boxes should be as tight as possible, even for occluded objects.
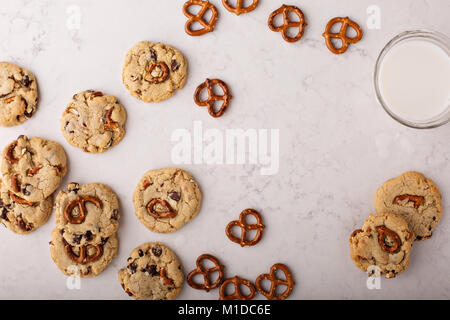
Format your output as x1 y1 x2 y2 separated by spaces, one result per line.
374 30 450 129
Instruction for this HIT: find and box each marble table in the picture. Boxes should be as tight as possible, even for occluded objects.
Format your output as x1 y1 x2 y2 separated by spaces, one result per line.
0 0 449 299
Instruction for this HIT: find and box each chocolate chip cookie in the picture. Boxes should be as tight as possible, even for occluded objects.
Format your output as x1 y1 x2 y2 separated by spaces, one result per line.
0 178 53 234
50 228 118 278
133 168 202 233
0 62 38 127
61 90 127 153
122 41 187 103
1 136 67 202
349 212 414 279
54 182 120 246
374 171 442 241
118 242 184 300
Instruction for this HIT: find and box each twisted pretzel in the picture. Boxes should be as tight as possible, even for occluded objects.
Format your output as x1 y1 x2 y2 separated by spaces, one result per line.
226 208 265 247
194 78 232 118
146 199 177 219
104 107 118 131
64 243 104 265
376 225 402 254
145 62 170 84
5 141 19 164
64 196 103 224
9 191 35 206
393 194 424 209
183 0 218 36
268 5 307 43
255 263 295 300
222 0 258 16
322 17 363 54
219 276 256 300
187 254 225 291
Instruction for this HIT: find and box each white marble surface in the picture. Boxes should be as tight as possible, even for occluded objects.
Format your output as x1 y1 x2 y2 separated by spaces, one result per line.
0 0 449 300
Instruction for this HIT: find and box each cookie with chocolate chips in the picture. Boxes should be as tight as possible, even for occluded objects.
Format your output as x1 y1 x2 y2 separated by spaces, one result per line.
54 182 120 246
374 171 442 241
0 178 53 234
118 242 184 300
122 41 187 103
61 90 127 153
49 228 118 278
349 212 414 279
133 168 202 233
1 135 67 202
0 62 38 127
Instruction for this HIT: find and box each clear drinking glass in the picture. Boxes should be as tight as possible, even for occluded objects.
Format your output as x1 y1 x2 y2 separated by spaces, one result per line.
374 30 450 129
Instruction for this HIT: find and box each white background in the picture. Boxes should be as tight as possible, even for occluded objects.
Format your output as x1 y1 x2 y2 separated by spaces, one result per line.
0 0 449 299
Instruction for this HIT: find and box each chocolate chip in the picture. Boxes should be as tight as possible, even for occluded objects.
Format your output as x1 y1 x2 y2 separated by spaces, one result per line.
111 209 119 220
138 249 144 257
128 262 137 274
416 236 423 240
0 208 8 221
143 264 158 276
59 229 65 235
171 60 180 72
432 216 436 221
149 49 157 61
21 75 31 87
84 230 93 241
168 191 180 201
101 237 109 245
127 257 132 262
0 199 4 208
73 234 82 244
21 184 32 196
151 246 162 257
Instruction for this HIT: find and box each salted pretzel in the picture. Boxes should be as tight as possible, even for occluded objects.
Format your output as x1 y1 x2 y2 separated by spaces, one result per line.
219 276 256 300
194 78 232 118
183 0 219 36
322 17 363 54
64 242 104 265
222 0 258 16
103 107 118 131
9 191 35 206
187 254 225 291
376 225 402 254
255 263 295 300
225 208 265 247
64 195 103 224
268 5 307 43
146 199 177 219
393 194 424 209
145 62 170 84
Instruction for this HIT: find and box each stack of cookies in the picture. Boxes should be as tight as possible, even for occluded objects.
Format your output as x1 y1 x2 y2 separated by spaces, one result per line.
0 135 67 234
350 171 442 278
50 182 120 277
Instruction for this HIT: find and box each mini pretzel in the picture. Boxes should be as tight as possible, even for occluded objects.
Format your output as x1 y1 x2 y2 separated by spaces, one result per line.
9 191 35 206
11 174 20 193
255 263 295 300
393 194 424 209
103 107 118 131
145 62 170 84
146 199 177 219
268 5 307 43
194 78 232 118
26 166 42 176
64 196 103 224
183 0 219 36
187 254 225 291
64 243 104 265
222 0 258 15
376 225 402 254
89 91 104 100
219 276 256 300
5 142 19 164
322 17 363 54
160 268 175 287
226 208 265 247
